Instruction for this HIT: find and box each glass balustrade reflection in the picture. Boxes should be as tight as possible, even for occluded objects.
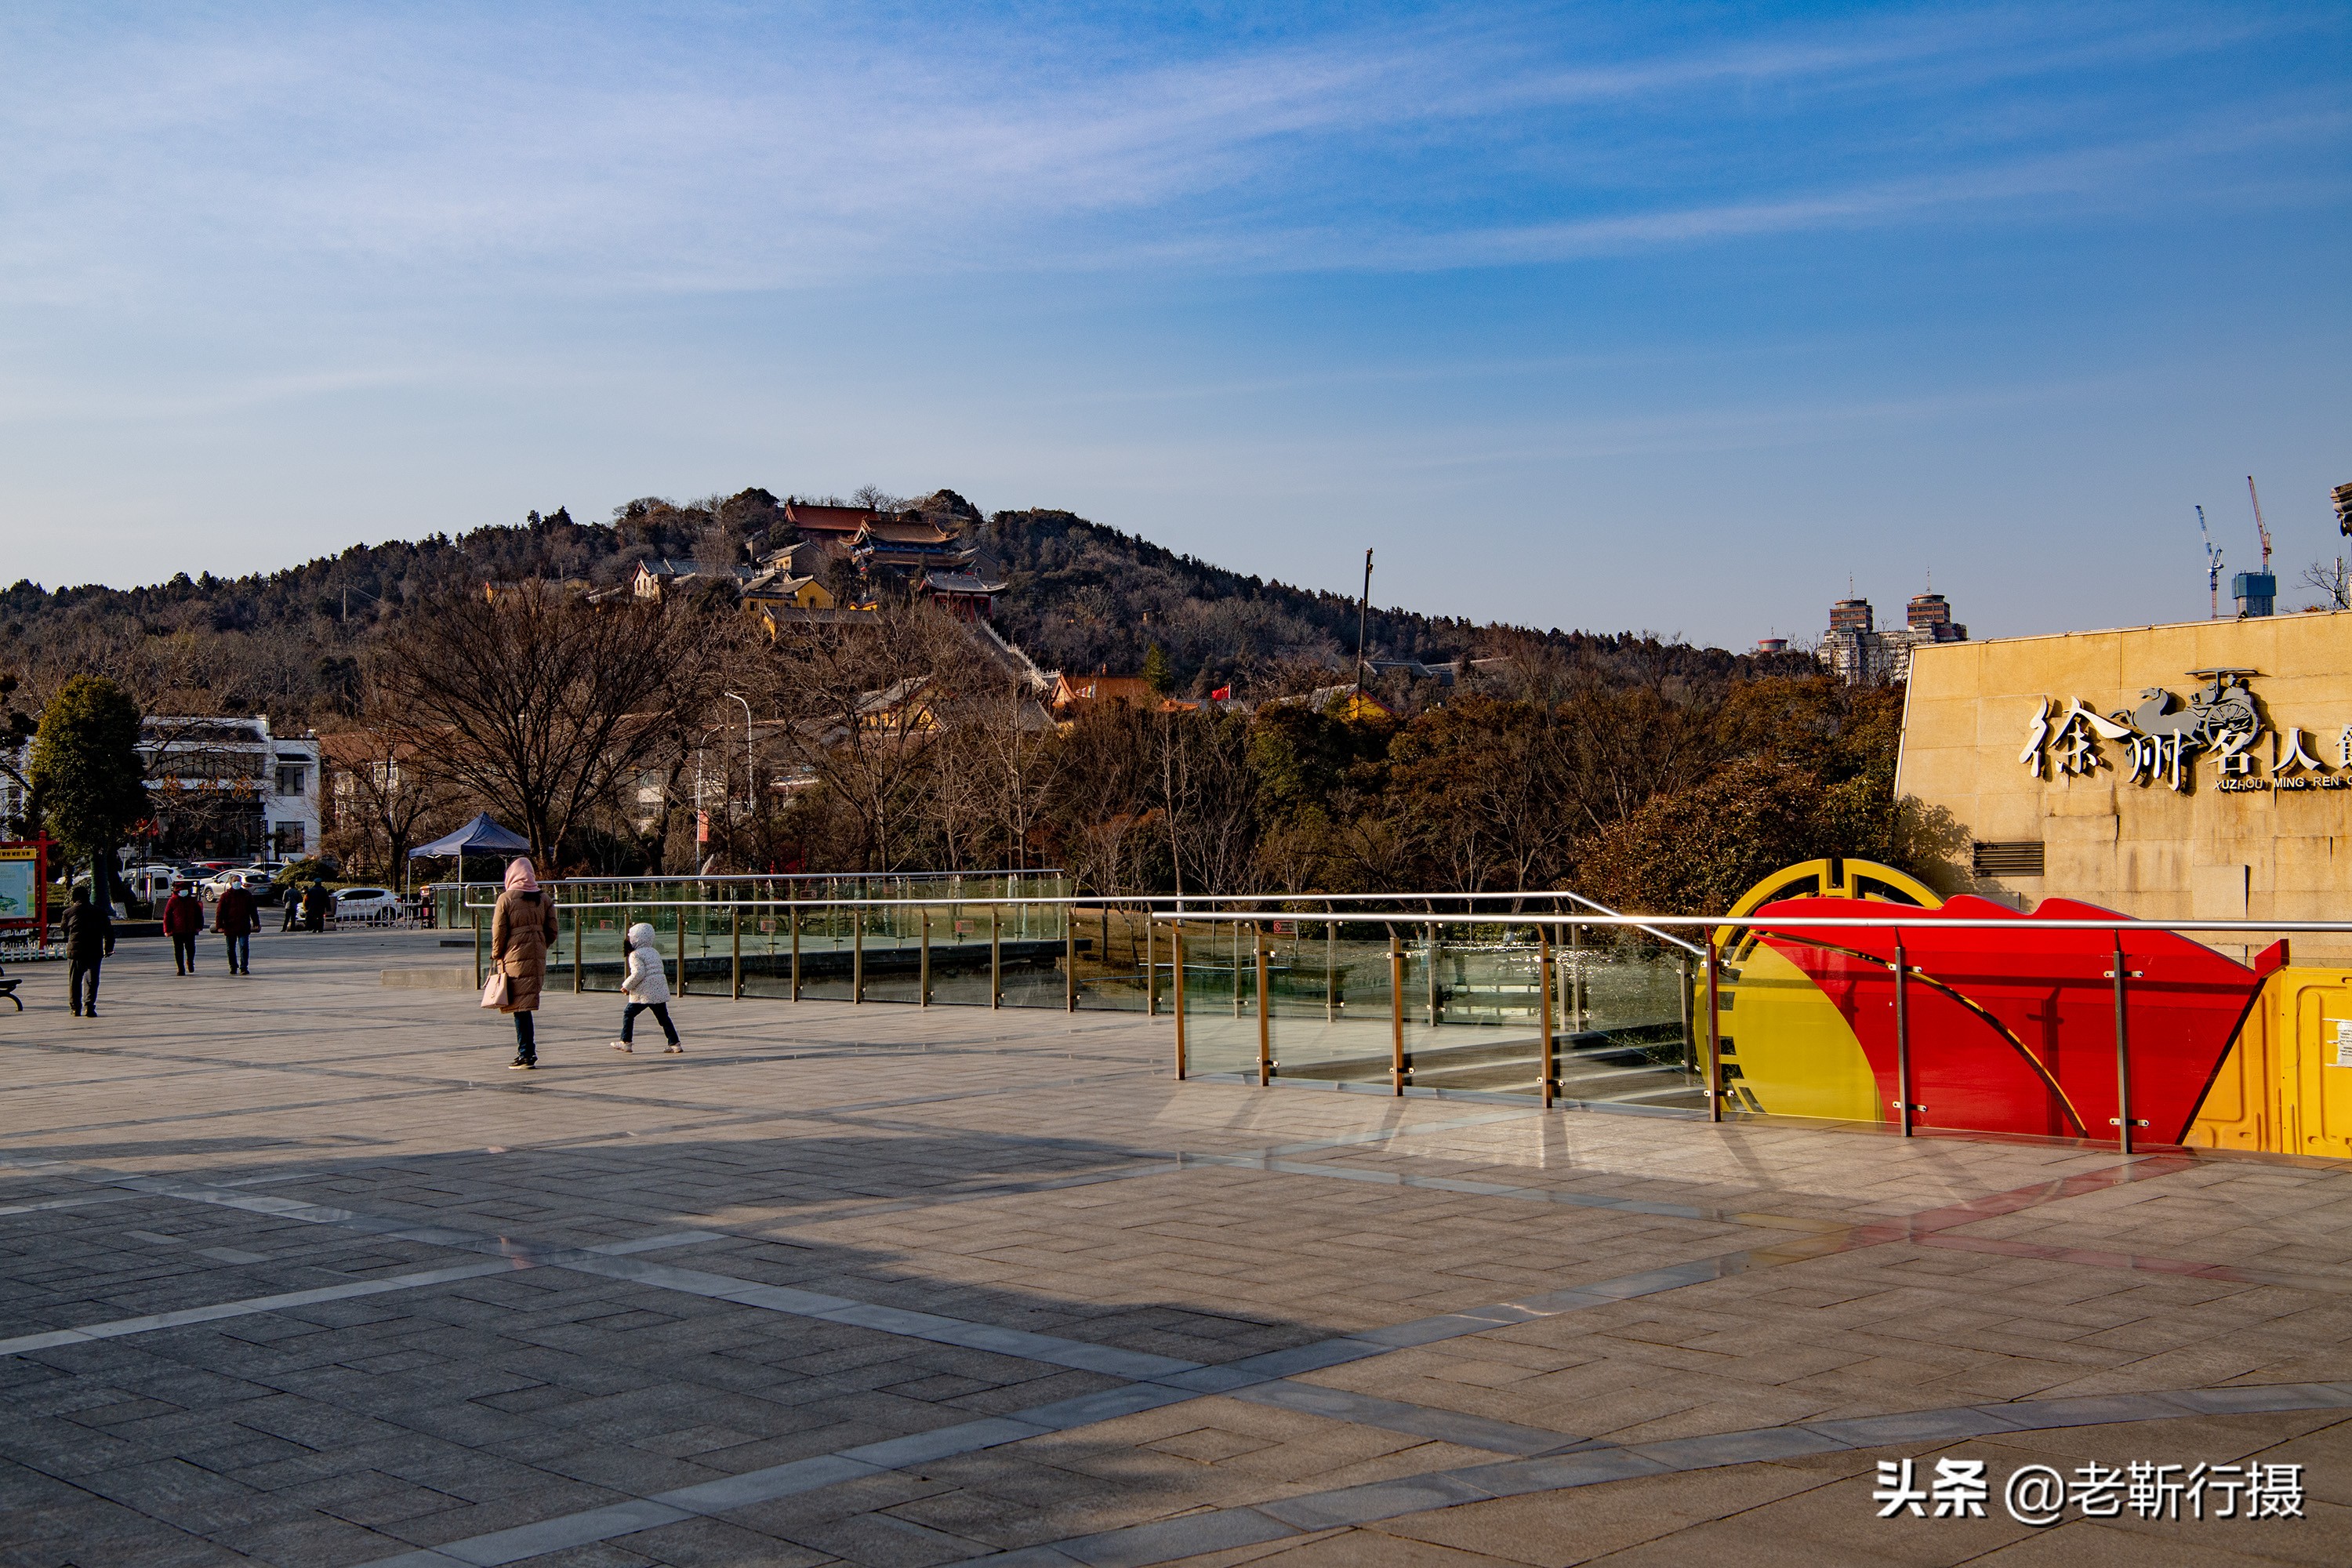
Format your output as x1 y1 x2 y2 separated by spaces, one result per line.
1247 920 1396 1089
1174 920 1259 1077
1555 935 1704 1112
455 889 1708 1116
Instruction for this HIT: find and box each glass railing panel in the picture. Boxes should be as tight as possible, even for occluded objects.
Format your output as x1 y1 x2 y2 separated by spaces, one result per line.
1264 922 1399 1088
677 895 724 997
995 896 1073 1009
1174 921 1258 1076
1388 926 1541 1098
923 901 1001 1007
735 902 794 999
859 898 930 1004
1073 904 1151 1012
1555 934 1704 1112
1709 930 1882 1126
791 898 858 1002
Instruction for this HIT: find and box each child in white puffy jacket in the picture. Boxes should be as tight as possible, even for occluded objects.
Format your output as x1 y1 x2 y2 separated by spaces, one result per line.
612 921 682 1054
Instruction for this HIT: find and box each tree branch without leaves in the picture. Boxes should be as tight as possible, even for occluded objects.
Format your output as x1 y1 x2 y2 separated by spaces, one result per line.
376 587 680 864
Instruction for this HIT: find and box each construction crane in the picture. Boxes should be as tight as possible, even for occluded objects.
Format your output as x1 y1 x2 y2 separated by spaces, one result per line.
2196 505 2223 620
2248 475 2273 573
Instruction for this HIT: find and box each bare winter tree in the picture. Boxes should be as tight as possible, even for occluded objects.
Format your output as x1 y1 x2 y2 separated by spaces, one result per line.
1040 705 1156 892
935 677 1061 874
1152 710 1258 896
999 687 1062 874
2301 557 2351 612
746 601 985 872
622 586 745 873
321 695 465 877
376 586 681 864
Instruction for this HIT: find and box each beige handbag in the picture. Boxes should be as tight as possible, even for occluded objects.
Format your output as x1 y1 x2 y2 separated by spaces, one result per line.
480 969 510 1009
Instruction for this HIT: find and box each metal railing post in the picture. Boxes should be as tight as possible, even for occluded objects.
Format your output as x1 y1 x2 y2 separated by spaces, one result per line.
1147 917 1157 1017
473 909 483 989
1255 922 1271 1086
1231 922 1242 1018
1675 949 1693 1071
1171 924 1186 1076
853 906 864 1003
1570 918 1584 1032
2112 937 2141 1154
1065 902 1077 1011
731 906 742 1000
1326 912 1338 1022
1704 936 1722 1122
572 906 581 994
1539 928 1555 1109
674 901 687 996
920 908 931 1007
990 906 1002 1008
1426 921 1438 1028
789 903 801 1000
1389 932 1405 1095
1893 937 1915 1137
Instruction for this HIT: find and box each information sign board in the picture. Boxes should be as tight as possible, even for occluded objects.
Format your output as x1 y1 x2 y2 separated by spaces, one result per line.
0 842 46 934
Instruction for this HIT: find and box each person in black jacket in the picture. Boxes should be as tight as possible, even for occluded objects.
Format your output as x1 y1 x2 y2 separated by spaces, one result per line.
63 887 114 1017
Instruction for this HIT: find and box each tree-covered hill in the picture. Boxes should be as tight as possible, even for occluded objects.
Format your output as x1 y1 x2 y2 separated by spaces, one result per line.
0 487 1817 721
978 506 1810 699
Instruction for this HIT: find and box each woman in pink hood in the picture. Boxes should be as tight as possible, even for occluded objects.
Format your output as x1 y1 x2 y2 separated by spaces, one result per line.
489 856 557 1069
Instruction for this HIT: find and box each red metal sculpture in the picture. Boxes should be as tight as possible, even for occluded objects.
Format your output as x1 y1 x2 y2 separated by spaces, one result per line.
1756 895 2283 1145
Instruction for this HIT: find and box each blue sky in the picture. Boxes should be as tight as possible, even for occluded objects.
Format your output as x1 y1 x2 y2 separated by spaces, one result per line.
2 2 2346 646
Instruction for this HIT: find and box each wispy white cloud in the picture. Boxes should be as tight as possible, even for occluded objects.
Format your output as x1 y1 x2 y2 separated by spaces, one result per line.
0 1 2333 308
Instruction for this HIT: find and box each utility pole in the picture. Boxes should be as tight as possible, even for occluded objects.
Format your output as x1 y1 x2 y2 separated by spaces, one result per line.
1354 549 1374 695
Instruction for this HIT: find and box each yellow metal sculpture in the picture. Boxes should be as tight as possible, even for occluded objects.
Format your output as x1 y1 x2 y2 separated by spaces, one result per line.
1714 858 1940 1123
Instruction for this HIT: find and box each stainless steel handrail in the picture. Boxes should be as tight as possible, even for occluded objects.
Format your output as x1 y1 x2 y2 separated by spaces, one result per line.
1142 909 2352 935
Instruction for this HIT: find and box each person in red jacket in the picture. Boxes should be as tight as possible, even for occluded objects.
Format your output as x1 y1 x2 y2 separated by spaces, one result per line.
161 882 205 975
214 883 260 975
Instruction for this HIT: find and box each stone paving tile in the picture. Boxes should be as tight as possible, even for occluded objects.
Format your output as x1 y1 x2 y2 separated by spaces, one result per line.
5 933 2352 1564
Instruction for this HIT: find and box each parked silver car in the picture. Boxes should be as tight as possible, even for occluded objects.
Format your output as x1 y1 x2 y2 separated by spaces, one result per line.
331 887 401 923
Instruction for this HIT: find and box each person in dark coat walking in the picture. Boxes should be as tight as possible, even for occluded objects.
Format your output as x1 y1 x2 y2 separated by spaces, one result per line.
490 857 557 1069
162 883 205 975
216 882 259 974
63 887 114 1016
303 880 330 933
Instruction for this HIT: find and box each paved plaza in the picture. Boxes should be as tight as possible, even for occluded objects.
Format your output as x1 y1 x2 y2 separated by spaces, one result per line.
4 930 2352 1566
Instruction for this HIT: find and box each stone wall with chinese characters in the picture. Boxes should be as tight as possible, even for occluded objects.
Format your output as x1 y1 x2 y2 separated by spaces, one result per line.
1896 612 2352 960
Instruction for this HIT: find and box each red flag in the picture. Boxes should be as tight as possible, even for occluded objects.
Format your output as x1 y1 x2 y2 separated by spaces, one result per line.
1210 685 1230 701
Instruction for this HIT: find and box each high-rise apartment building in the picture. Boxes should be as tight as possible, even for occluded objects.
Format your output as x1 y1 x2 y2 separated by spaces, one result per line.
1823 590 1968 684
